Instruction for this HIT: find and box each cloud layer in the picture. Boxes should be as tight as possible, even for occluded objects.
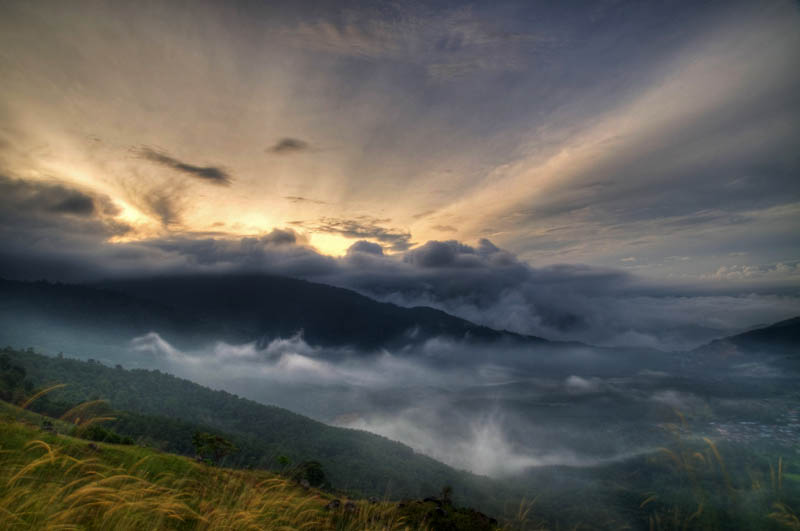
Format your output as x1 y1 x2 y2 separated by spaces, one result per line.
1 184 797 351
123 331 724 477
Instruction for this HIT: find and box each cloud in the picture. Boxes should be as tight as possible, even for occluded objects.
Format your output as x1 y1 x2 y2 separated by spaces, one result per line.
125 332 667 477
0 175 122 231
341 411 549 476
260 228 299 246
293 216 413 251
705 262 800 282
323 239 800 350
136 229 334 277
2 186 799 349
130 331 446 389
564 375 601 395
129 332 557 476
0 175 102 218
0 175 132 280
141 189 181 227
347 240 383 256
282 4 555 80
284 196 326 205
136 147 232 185
403 239 510 268
0 0 796 289
268 138 310 154
431 224 457 233
47 193 96 216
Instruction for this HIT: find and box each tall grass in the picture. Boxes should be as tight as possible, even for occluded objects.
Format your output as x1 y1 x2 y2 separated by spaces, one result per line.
0 419 416 530
640 411 795 530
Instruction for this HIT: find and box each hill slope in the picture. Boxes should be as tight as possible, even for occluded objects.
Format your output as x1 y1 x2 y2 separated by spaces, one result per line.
0 402 500 530
1 347 521 514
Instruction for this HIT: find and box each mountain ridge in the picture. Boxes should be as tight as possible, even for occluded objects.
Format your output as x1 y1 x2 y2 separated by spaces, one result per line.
0 274 558 354
690 315 800 362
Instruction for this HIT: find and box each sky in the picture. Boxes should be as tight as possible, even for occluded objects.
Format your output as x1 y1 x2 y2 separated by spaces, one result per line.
1 0 799 348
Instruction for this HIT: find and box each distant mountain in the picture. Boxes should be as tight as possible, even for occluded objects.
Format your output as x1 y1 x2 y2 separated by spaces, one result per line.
691 316 800 360
0 275 550 355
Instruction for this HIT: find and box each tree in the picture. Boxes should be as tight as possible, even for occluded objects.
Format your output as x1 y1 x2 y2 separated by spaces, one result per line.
191 431 238 465
292 460 327 487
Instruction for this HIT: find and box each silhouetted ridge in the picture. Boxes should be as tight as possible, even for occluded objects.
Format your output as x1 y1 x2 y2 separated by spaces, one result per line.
0 275 550 352
692 315 800 359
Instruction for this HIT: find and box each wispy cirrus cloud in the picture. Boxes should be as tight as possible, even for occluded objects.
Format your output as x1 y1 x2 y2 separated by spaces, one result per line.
292 216 413 251
268 138 311 154
281 4 556 80
283 196 327 205
431 224 457 233
136 147 232 185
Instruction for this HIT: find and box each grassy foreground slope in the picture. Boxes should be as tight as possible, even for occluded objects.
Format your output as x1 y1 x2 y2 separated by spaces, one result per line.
1 347 522 514
0 401 504 530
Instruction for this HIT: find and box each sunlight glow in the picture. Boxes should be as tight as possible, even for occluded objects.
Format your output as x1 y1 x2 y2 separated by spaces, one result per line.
309 232 354 257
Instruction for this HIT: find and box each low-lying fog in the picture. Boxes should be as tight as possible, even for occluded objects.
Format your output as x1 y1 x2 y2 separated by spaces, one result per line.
129 332 795 477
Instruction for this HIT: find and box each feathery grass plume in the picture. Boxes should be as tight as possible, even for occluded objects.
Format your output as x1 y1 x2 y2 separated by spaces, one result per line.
501 497 548 531
1 418 434 530
702 437 733 493
59 400 110 424
19 384 67 409
643 410 798 531
769 502 800 530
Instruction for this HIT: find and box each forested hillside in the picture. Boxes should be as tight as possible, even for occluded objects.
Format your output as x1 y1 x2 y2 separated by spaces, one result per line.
1 347 521 513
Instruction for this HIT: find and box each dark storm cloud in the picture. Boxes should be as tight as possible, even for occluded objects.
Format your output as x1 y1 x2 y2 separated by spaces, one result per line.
268 138 310 154
347 240 383 256
136 147 232 185
260 228 297 245
0 175 114 224
0 175 98 218
47 193 96 216
140 229 336 277
337 239 622 341
0 175 132 281
403 239 510 268
294 217 413 251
